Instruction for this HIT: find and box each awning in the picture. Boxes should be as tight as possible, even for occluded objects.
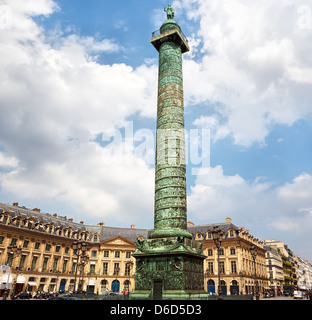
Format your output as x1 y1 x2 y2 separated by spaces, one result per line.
298 286 306 290
17 275 26 284
27 282 38 287
0 275 13 283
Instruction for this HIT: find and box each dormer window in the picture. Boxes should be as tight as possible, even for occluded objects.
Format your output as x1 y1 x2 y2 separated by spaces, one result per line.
229 229 234 237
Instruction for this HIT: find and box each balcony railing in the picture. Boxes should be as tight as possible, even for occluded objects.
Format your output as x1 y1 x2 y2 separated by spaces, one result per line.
152 28 189 44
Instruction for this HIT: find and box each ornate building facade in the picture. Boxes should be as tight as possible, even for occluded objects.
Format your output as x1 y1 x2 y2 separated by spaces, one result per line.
0 202 147 295
190 217 268 295
0 202 269 296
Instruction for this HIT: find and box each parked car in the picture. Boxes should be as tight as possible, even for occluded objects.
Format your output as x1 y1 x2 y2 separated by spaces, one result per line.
13 292 31 299
294 290 304 299
48 296 81 300
104 292 119 296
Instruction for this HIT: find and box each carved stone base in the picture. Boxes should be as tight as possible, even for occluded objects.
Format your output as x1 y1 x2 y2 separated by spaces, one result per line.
130 236 208 300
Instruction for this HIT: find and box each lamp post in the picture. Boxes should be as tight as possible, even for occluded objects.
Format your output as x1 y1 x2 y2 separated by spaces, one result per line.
7 245 22 298
125 261 134 299
78 254 89 293
125 261 134 291
205 268 210 294
212 226 224 299
72 240 87 293
250 245 260 300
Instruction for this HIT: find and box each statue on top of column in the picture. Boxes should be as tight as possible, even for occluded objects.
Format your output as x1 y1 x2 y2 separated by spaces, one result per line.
164 4 175 19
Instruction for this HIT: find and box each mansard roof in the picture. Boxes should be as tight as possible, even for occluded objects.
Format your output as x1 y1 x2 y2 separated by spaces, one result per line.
0 202 239 243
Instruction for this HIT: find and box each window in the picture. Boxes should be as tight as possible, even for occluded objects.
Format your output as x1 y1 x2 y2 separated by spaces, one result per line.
31 256 38 271
103 262 108 275
115 251 120 258
62 260 68 273
219 248 224 255
55 245 61 253
23 240 29 248
45 244 51 252
101 280 108 292
0 236 4 244
2 215 8 224
91 250 97 258
231 261 237 274
208 261 213 273
10 238 17 246
34 242 40 250
207 249 213 256
53 258 59 272
19 254 26 269
219 261 225 274
104 250 109 258
207 232 212 239
65 247 69 254
42 257 49 271
125 263 131 276
229 230 234 237
126 251 131 259
230 248 236 255
93 235 98 242
114 263 120 275
90 264 95 275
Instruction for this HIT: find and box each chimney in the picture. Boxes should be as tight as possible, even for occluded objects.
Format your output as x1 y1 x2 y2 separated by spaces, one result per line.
68 218 73 222
226 217 232 223
80 221 84 225
131 224 135 229
13 202 19 207
97 222 105 226
53 214 57 218
187 221 195 226
33 208 41 213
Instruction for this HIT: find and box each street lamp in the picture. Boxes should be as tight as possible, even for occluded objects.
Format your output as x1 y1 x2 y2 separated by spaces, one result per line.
78 254 89 293
125 261 134 291
212 226 224 299
250 245 260 300
125 261 134 298
7 245 22 298
72 240 87 293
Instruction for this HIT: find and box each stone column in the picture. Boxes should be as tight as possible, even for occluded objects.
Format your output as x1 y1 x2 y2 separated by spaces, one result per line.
150 18 191 240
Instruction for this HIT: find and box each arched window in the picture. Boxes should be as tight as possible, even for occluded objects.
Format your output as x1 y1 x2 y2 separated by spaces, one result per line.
101 279 108 293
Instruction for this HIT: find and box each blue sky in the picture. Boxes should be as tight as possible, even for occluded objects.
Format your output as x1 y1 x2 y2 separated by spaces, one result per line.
1 0 312 261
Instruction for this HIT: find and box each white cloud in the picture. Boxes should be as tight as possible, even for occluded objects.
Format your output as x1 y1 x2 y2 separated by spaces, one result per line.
188 166 312 257
0 0 157 226
0 153 18 168
178 0 312 146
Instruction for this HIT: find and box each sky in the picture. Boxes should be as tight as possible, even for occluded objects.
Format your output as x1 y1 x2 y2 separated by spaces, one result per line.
0 0 312 261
